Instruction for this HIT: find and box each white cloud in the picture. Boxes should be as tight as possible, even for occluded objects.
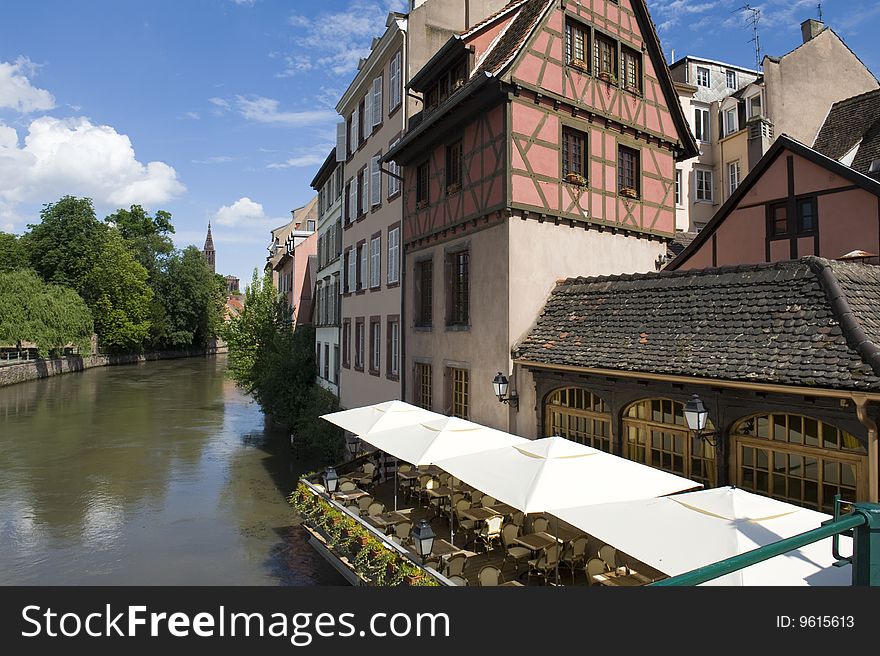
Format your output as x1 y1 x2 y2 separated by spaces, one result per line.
0 116 185 209
182 111 200 120
267 143 333 169
233 95 337 126
212 197 283 228
192 155 235 164
209 97 231 109
282 1 408 76
0 56 56 113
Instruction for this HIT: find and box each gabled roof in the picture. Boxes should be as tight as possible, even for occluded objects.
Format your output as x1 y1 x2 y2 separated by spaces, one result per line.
813 88 880 176
515 256 880 392
387 0 698 163
667 134 880 270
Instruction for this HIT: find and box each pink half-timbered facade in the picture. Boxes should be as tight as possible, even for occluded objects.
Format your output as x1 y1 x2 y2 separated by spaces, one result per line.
386 0 696 435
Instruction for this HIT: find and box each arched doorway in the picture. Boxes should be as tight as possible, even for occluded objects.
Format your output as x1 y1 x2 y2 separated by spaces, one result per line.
544 387 612 452
623 398 716 487
731 413 867 512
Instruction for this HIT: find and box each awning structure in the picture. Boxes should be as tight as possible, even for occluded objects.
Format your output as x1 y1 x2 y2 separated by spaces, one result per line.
553 486 852 586
433 435 700 514
320 400 443 437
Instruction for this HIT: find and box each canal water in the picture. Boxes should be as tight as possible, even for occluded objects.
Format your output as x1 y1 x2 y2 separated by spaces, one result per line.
0 355 345 585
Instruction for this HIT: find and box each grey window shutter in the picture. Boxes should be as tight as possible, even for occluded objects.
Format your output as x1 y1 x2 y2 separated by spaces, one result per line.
336 122 346 161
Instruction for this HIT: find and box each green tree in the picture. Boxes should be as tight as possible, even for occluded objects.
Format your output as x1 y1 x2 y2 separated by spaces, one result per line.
25 196 107 291
105 205 175 277
0 232 30 271
154 246 224 348
0 269 93 356
83 230 153 352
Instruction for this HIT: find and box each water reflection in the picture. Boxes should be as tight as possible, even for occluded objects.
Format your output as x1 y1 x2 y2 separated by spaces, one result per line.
0 356 343 585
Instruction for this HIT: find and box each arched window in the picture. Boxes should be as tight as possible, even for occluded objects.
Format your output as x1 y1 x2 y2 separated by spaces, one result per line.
545 388 612 452
731 413 866 512
623 398 716 487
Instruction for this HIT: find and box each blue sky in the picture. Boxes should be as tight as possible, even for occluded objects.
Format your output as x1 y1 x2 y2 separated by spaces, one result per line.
1 0 878 285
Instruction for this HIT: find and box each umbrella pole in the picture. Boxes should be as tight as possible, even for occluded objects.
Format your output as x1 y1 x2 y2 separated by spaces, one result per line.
394 457 398 511
555 520 560 586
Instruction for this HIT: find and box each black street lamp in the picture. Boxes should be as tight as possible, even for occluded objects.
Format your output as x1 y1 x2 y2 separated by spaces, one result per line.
492 372 518 409
411 519 435 565
346 435 360 458
684 394 716 447
323 466 339 495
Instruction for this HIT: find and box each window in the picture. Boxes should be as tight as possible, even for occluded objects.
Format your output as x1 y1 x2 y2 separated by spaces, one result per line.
371 75 383 128
387 226 400 284
770 202 788 236
387 318 399 378
675 169 682 206
323 343 329 380
747 93 762 119
695 168 713 203
449 368 469 419
307 219 315 232
694 107 710 142
624 398 716 487
345 248 355 292
728 161 741 196
355 319 364 370
696 66 710 87
546 388 612 452
370 155 381 207
357 167 367 216
347 115 355 157
797 198 816 232
415 258 433 326
316 343 321 375
416 363 432 410
617 145 640 198
594 32 617 80
388 138 401 197
389 50 402 112
416 161 429 206
358 243 367 291
335 166 343 200
370 235 381 288
562 127 587 183
344 180 352 224
333 345 339 382
447 249 469 326
565 19 588 70
369 319 380 374
342 320 350 367
357 97 365 144
621 46 641 93
724 108 738 136
732 413 866 512
726 69 737 88
446 140 462 192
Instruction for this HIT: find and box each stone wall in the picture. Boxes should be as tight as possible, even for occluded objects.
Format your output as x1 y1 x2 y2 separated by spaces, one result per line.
0 344 228 388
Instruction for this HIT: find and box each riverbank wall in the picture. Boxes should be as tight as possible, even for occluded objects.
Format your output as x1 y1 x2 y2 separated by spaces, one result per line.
0 343 228 387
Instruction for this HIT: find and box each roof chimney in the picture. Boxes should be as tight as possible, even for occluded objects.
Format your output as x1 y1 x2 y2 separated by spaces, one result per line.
801 18 824 43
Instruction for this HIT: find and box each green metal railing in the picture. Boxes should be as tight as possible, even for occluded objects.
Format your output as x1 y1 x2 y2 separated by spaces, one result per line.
651 501 880 586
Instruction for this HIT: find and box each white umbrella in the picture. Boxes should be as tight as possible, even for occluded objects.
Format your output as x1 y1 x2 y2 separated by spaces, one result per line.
434 435 700 583
553 486 852 586
363 416 528 542
320 400 444 509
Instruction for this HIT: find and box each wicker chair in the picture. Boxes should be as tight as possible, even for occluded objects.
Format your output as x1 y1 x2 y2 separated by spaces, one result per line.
501 523 531 575
477 565 502 587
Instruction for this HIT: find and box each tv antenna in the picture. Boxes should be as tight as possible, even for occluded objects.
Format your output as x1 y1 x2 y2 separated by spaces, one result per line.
736 4 762 70
818 3 823 22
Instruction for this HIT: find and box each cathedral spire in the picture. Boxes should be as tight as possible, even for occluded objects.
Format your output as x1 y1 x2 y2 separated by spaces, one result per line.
203 222 216 273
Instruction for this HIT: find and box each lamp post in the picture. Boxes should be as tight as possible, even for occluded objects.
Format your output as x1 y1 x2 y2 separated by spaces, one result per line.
323 466 339 496
346 435 360 458
684 394 716 447
492 372 518 409
411 519 435 565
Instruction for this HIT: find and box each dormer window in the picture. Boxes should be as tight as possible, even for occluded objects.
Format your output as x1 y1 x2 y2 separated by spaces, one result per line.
565 19 589 71
424 57 468 112
724 107 738 136
747 93 762 119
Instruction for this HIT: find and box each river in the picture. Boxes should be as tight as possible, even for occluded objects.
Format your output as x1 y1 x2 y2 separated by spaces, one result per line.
0 355 344 585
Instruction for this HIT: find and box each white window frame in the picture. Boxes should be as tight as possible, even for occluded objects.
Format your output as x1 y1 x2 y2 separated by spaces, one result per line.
370 155 381 206
675 168 682 207
363 90 372 139
390 320 399 376
387 226 400 284
359 243 367 291
351 108 359 154
747 93 762 119
388 138 401 198
372 76 383 127
347 249 355 293
389 51 402 112
726 69 736 88
347 179 356 222
370 235 381 288
724 108 738 136
728 161 741 196
356 323 364 368
696 66 710 87
371 322 381 372
695 168 714 203
694 106 710 143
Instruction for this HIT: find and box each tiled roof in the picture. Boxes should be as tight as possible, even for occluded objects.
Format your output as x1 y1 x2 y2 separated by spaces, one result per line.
813 88 880 175
474 0 551 76
667 230 698 258
515 257 880 391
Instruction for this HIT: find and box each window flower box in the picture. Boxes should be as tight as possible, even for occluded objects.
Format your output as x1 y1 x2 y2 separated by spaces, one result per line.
620 186 639 199
446 182 461 195
598 71 617 85
416 199 429 210
569 58 588 72
564 172 587 186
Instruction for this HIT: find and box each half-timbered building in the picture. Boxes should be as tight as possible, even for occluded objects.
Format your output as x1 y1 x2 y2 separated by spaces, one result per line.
385 0 697 433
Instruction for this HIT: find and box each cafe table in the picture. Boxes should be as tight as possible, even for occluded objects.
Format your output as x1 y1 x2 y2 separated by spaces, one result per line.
333 488 369 503
592 568 654 587
365 511 411 532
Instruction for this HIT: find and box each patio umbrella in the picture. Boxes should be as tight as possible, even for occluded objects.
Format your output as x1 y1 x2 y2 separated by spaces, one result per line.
434 435 700 583
320 400 444 509
362 416 528 542
553 486 852 585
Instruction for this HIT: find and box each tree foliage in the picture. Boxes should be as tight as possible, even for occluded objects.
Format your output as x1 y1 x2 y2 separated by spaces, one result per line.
83 230 153 352
105 205 175 277
0 232 30 271
25 196 107 291
0 269 93 356
222 270 343 462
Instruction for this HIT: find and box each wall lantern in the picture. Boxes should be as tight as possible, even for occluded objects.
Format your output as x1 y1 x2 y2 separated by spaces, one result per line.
411 519 435 564
323 466 339 495
492 372 519 409
684 394 716 447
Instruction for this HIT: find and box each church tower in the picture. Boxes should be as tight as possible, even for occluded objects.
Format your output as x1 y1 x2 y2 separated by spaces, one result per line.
203 222 216 273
